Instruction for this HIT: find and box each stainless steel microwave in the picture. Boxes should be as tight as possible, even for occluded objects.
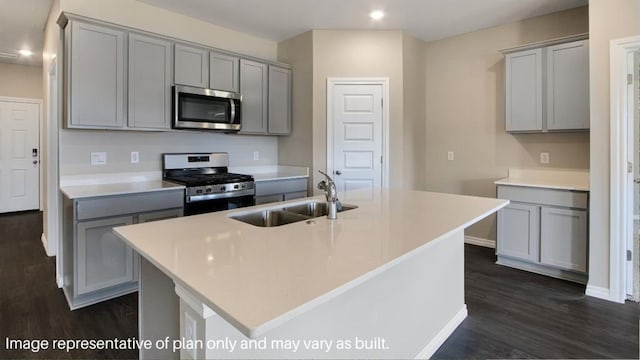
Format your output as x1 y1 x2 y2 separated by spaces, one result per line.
173 85 241 131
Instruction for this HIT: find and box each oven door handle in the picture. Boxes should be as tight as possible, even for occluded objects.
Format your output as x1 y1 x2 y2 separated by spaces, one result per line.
187 189 255 203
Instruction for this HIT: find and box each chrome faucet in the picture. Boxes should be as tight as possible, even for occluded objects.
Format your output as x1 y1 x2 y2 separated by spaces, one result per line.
317 170 342 219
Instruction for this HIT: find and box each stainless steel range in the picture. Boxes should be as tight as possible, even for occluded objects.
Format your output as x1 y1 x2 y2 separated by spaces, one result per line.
163 153 255 215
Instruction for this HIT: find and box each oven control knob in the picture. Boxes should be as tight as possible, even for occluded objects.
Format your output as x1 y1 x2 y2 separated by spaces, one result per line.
196 189 203 194
220 186 226 191
206 187 212 193
234 184 239 189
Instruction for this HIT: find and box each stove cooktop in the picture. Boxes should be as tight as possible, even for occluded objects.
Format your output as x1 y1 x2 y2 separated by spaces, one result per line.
165 172 254 187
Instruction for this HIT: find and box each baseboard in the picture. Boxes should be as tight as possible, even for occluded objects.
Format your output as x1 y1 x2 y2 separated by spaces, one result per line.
585 285 621 303
464 235 495 249
415 305 467 359
41 233 53 257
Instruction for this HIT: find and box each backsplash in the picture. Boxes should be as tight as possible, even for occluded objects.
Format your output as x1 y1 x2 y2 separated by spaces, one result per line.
59 129 278 176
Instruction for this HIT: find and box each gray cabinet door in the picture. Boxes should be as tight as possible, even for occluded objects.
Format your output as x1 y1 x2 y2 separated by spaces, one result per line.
540 207 588 272
69 21 126 128
210 52 239 92
497 202 540 262
75 216 135 296
175 44 209 88
505 48 543 132
128 33 173 129
268 66 292 135
239 59 268 134
546 40 590 130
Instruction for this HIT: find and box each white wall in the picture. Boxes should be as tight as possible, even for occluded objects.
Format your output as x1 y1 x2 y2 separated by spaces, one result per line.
59 131 278 175
587 0 640 292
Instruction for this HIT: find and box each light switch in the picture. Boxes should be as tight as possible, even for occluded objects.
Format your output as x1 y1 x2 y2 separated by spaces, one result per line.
131 152 139 164
253 151 260 161
90 152 106 165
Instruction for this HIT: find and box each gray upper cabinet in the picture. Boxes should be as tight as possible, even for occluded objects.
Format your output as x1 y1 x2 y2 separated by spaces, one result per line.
239 59 268 134
504 38 589 133
68 21 126 128
128 33 173 130
210 52 239 92
505 49 542 132
174 44 209 88
268 66 292 135
546 40 590 130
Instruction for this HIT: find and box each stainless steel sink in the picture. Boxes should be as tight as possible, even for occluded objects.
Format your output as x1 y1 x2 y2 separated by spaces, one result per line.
230 201 358 227
230 209 311 227
283 202 358 217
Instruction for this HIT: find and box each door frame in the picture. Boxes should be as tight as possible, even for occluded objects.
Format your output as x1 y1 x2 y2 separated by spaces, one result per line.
609 35 640 303
0 95 43 209
326 78 390 189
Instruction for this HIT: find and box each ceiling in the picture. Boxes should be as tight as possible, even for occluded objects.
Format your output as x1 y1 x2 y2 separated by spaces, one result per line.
0 0 52 66
0 0 588 68
139 0 588 42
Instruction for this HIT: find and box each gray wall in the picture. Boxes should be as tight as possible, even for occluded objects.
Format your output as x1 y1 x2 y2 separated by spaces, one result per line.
423 6 590 241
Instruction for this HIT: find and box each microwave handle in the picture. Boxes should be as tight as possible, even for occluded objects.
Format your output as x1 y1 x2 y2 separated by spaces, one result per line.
229 98 236 123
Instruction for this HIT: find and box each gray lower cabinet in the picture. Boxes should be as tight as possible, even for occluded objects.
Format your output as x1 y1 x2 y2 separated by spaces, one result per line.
128 33 173 130
255 178 308 205
174 43 209 88
210 52 239 93
63 190 183 310
496 185 588 283
239 59 268 134
67 21 126 128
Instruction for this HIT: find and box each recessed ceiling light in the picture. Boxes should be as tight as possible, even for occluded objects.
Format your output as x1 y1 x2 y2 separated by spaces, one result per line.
370 10 385 20
18 49 33 57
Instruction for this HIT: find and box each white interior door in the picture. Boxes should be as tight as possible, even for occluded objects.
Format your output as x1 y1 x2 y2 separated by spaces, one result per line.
330 82 383 201
630 51 640 300
0 100 40 213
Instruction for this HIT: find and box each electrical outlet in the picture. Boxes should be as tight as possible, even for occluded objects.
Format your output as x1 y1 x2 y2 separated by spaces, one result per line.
90 152 106 165
540 152 550 164
130 151 139 164
447 151 454 161
253 151 260 161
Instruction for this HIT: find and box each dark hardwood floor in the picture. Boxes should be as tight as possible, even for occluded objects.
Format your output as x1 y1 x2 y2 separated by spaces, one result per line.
0 211 637 359
434 244 639 359
0 211 137 359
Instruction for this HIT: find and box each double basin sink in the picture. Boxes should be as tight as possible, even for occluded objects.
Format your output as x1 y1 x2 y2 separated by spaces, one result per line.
230 201 357 227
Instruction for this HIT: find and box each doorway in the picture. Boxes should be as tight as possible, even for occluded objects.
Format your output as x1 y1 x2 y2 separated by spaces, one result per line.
0 97 41 213
326 78 389 201
610 35 640 303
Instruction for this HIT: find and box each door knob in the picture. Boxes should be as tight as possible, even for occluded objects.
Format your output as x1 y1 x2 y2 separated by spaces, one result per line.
635 178 640 183
335 170 342 175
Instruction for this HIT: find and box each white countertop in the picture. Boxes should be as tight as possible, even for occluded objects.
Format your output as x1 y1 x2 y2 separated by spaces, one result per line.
229 165 309 182
61 180 185 199
494 168 589 191
113 189 508 338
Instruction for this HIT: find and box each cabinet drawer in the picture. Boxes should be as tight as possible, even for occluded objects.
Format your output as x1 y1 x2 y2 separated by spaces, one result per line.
255 178 307 197
77 190 184 220
497 186 587 209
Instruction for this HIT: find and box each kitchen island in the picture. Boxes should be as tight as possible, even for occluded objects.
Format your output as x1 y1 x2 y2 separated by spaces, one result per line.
114 189 507 359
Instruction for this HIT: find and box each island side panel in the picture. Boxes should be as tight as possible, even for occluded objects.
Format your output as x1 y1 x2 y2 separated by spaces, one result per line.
178 229 466 359
140 257 180 359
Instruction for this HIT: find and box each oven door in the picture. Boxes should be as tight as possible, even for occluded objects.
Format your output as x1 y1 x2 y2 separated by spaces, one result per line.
173 85 241 131
184 194 255 216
